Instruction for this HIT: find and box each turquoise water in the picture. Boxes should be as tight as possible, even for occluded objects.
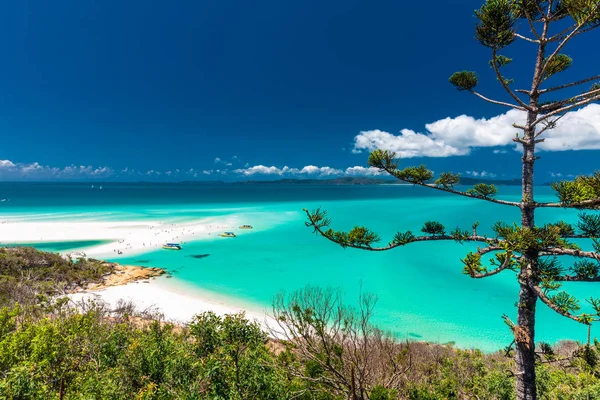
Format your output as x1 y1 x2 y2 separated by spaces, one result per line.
0 182 597 351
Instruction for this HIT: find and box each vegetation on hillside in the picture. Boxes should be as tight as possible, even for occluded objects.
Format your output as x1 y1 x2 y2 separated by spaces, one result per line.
0 247 113 309
1 249 600 399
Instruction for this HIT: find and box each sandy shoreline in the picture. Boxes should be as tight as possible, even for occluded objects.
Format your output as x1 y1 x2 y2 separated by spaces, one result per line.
0 216 242 259
70 274 272 327
0 213 273 327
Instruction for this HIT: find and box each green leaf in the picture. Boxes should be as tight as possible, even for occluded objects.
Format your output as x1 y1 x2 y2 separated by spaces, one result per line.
543 54 573 80
577 213 600 236
392 231 415 246
550 291 581 313
449 71 479 91
435 172 461 189
394 165 434 184
368 150 399 171
421 221 446 236
466 183 498 199
475 0 517 49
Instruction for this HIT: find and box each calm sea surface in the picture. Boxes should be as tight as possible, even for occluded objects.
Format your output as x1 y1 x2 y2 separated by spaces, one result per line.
0 182 596 351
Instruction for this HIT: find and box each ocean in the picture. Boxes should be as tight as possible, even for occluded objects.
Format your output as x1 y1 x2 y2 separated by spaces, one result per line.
0 181 596 351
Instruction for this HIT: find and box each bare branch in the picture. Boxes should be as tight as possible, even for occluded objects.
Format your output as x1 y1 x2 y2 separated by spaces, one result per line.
536 197 600 209
522 5 541 40
540 74 600 94
541 248 600 261
539 87 600 113
469 90 527 111
513 32 540 43
491 49 531 110
554 275 600 282
477 246 504 255
534 92 600 125
534 113 567 138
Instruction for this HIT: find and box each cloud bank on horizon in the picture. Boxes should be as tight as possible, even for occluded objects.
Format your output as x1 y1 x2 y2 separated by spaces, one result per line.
1 104 599 181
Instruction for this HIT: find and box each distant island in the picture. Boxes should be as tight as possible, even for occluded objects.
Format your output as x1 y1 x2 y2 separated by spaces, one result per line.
237 176 525 186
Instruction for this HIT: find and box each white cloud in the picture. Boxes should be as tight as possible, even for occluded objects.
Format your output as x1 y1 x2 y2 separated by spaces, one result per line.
344 166 386 176
233 164 388 178
493 149 508 154
214 157 221 163
353 104 600 157
0 160 16 168
465 170 497 178
0 160 116 180
234 165 290 176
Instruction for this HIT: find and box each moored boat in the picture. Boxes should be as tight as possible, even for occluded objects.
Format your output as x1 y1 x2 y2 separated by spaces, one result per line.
219 232 236 238
162 243 182 250
239 225 253 229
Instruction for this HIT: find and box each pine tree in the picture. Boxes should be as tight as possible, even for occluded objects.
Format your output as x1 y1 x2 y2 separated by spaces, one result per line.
305 1 600 398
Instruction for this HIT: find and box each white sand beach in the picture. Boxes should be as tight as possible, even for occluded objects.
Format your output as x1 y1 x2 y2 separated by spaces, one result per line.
70 276 274 328
0 216 241 259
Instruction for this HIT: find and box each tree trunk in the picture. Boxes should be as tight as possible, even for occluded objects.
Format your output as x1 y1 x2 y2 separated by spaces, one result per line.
515 121 538 399
514 270 537 400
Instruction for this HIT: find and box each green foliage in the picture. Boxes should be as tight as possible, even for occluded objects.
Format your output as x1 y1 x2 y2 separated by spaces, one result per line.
394 165 434 184
466 183 498 198
370 385 398 400
304 207 331 231
542 54 573 80
189 312 284 400
572 260 600 279
435 172 461 189
322 226 381 248
421 221 446 236
475 0 517 49
347 226 381 246
368 149 399 171
450 227 471 242
392 231 416 246
490 54 513 68
561 0 600 26
550 291 581 313
449 71 479 91
462 252 484 276
0 307 285 399
552 172 600 207
548 220 576 236
0 247 114 308
578 213 600 236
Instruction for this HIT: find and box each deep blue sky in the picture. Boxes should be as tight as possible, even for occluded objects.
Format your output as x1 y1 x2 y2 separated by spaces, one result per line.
0 0 599 180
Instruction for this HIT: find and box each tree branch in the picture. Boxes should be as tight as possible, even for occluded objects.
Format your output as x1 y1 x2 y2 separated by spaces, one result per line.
540 5 600 82
378 166 521 208
469 90 527 111
554 275 600 282
534 113 567 138
541 248 600 261
513 32 540 43
539 87 600 113
470 250 513 279
540 74 600 94
534 92 600 125
491 49 531 109
536 197 600 209
530 284 586 324
303 209 498 252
